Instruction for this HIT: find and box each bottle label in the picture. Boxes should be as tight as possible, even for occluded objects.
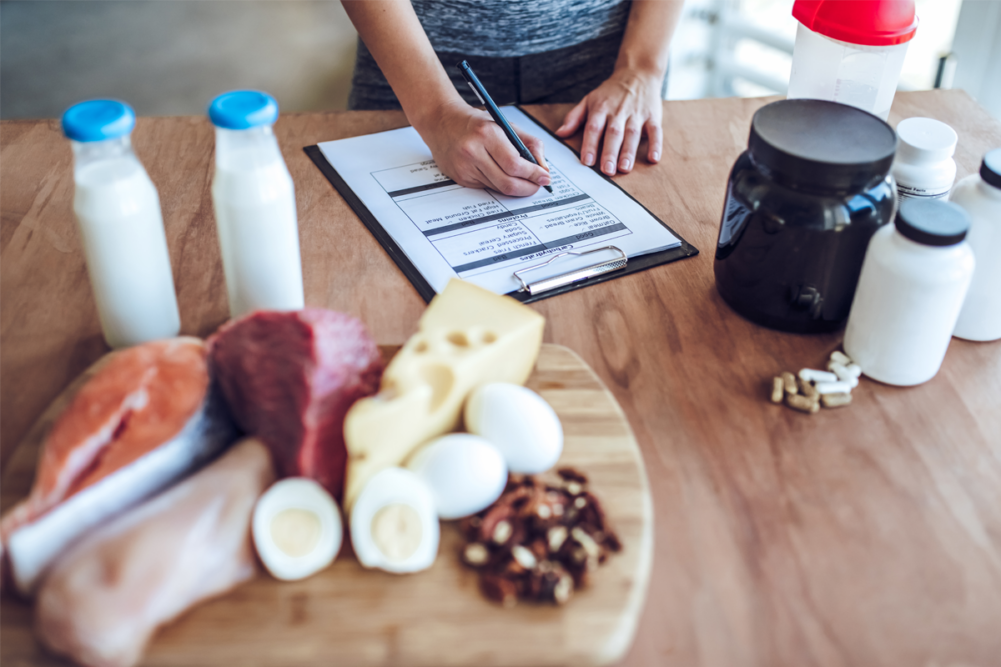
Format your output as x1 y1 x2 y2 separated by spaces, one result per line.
897 184 950 201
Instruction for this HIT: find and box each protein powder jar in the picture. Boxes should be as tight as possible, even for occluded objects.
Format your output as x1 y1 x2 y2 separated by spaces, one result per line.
951 148 1001 341
892 117 958 201
843 198 975 386
714 99 897 333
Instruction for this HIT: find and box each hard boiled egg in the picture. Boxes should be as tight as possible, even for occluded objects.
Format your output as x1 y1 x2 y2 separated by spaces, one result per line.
350 467 439 573
253 478 343 581
407 434 507 520
464 383 563 474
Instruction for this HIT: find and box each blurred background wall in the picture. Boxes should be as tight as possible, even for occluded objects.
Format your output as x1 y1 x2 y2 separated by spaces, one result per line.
1 0 999 121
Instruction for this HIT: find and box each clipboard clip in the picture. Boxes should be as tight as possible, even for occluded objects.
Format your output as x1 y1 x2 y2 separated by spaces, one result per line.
513 246 627 296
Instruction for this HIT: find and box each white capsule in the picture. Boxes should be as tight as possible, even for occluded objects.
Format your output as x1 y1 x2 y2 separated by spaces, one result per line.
830 350 852 366
799 368 838 384
845 364 862 378
828 363 860 388
815 381 853 394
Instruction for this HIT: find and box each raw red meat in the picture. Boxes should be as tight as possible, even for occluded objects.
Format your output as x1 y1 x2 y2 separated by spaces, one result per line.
208 309 383 502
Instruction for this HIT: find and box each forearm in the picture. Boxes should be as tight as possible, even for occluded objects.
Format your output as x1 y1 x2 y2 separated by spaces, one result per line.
615 0 685 78
340 0 464 132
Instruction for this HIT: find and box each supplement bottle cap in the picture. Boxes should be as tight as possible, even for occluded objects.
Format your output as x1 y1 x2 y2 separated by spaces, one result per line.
980 148 1001 190
749 99 896 193
61 100 136 143
208 91 279 130
896 117 957 164
895 198 970 247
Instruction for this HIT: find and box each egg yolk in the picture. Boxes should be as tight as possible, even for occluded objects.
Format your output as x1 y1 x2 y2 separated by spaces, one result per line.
371 504 423 562
270 508 322 558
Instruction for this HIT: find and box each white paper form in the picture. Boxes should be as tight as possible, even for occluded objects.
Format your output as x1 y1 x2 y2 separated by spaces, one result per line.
317 107 681 296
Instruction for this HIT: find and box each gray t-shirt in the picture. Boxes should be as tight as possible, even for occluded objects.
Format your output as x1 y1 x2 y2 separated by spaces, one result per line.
412 0 632 58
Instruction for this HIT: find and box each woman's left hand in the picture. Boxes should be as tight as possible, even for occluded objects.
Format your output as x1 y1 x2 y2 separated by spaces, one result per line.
555 67 664 176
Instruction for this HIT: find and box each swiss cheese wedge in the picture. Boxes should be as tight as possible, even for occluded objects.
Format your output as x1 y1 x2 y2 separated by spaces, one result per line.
343 279 544 508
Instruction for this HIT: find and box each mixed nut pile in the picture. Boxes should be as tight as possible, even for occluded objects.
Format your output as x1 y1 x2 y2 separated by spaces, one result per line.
458 468 621 607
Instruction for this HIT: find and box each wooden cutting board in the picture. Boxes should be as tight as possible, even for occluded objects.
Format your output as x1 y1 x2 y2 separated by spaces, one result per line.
1 343 653 667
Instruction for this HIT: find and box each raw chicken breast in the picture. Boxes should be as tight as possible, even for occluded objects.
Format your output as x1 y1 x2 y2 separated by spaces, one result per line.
35 437 275 667
1 337 236 595
208 309 383 503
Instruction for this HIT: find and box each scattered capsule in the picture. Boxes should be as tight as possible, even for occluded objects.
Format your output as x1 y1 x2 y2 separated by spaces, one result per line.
799 368 838 384
829 363 860 388
798 377 820 400
786 393 819 414
771 377 784 403
845 364 862 378
781 371 798 396
821 393 852 408
815 381 853 394
829 350 852 366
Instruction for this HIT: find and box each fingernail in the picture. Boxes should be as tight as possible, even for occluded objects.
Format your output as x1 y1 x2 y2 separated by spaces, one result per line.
652 151 661 162
603 161 615 175
539 176 551 186
619 158 631 171
584 153 595 166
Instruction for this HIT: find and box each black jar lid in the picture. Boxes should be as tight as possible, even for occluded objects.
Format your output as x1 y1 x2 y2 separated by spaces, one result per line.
748 99 897 193
981 148 1001 189
895 198 970 246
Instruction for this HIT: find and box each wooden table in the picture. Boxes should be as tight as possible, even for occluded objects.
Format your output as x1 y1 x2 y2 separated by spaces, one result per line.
2 90 1000 666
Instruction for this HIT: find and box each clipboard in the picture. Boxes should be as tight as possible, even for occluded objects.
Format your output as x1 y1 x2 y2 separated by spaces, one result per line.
304 107 698 304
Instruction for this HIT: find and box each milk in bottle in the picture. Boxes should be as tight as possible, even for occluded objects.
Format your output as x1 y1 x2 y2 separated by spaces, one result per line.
63 100 181 348
209 91 304 318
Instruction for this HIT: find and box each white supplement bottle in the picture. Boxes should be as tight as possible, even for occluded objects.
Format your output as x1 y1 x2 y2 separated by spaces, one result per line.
209 91 304 318
892 117 957 202
63 100 181 348
844 198 974 386
951 148 1001 341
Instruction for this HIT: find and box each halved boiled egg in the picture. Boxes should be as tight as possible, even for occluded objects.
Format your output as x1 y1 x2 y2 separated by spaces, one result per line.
252 478 343 581
350 467 439 574
407 433 507 520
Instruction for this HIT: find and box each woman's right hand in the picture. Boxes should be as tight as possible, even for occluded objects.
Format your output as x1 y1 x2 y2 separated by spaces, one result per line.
415 101 551 197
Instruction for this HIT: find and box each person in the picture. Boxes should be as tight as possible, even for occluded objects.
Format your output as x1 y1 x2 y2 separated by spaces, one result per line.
342 0 684 196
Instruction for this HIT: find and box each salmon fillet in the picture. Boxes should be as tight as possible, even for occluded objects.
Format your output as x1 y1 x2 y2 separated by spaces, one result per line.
1 337 237 595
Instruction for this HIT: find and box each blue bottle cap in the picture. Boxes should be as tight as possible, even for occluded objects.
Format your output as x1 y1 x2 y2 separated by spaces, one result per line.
208 91 279 130
61 100 136 143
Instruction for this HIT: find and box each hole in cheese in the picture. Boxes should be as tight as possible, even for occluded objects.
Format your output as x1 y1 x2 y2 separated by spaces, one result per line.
446 332 469 347
270 508 322 558
414 340 428 353
371 503 423 562
482 331 497 344
419 363 454 411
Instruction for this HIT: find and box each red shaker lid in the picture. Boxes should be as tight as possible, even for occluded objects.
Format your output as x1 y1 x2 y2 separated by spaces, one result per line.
793 0 918 46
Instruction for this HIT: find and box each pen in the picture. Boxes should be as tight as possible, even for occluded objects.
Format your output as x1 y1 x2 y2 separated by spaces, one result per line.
457 60 553 194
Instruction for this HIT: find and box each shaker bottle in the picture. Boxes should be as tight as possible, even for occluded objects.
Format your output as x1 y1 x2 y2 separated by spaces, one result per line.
843 199 974 386
62 99 181 349
951 148 1001 341
787 0 919 120
209 90 304 318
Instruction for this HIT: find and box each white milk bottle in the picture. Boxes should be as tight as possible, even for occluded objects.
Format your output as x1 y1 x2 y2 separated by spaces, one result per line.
63 99 181 348
209 90 304 318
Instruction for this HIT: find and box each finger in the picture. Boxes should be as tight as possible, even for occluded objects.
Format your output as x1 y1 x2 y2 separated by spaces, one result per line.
556 100 587 137
484 128 550 187
512 125 548 174
476 159 540 197
580 110 607 168
600 116 626 176
645 119 663 164
617 120 643 174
